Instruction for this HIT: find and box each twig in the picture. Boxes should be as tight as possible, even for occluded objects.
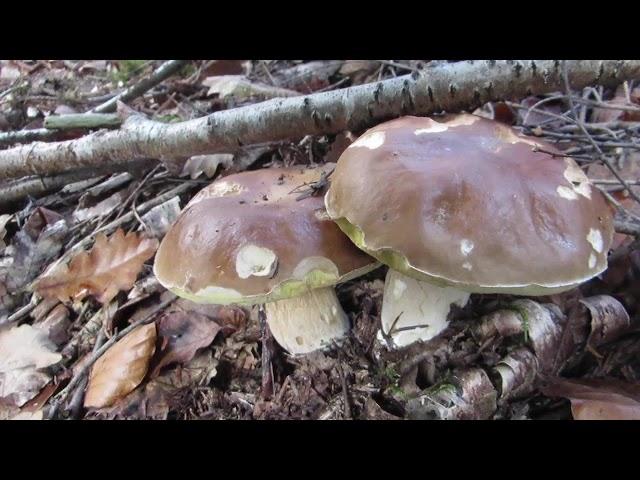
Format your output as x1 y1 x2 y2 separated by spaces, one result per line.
44 113 121 130
67 328 107 419
92 60 189 113
335 353 352 419
2 60 639 180
561 62 640 206
259 305 274 400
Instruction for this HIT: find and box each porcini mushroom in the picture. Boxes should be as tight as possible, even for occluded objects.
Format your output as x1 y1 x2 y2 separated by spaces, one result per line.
154 163 378 354
325 114 615 348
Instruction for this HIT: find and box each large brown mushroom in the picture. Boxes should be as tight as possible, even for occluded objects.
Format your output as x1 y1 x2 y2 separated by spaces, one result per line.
154 163 378 354
325 114 615 348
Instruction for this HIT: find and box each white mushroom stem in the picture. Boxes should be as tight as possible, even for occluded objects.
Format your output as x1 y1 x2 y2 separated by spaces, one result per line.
380 269 471 349
264 287 349 355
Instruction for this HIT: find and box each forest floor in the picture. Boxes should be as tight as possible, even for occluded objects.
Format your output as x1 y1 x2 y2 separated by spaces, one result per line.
0 60 639 420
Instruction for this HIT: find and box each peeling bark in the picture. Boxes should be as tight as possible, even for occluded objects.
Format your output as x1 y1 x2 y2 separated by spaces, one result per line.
1 60 639 180
406 368 497 420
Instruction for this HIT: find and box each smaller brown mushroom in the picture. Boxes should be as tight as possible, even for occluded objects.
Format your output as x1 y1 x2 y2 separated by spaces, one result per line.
154 163 378 354
325 114 615 348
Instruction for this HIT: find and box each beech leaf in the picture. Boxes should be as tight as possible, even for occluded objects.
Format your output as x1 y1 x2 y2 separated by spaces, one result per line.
36 229 159 304
84 322 157 409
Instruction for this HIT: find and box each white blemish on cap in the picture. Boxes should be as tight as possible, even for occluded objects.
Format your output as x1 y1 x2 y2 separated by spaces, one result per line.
393 278 407 299
462 262 473 271
235 244 278 279
588 253 597 269
460 239 474 256
349 131 385 149
557 185 578 200
574 182 592 199
587 228 603 253
415 124 448 134
209 182 244 197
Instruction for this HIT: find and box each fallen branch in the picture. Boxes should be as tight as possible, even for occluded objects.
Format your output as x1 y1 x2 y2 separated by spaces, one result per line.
2 60 639 180
0 158 156 207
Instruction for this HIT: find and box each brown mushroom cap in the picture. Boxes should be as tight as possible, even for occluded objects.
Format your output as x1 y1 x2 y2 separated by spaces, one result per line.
154 163 377 304
325 114 615 295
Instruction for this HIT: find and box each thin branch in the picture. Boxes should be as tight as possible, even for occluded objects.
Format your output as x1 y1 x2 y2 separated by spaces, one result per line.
561 62 640 206
92 60 189 113
2 60 639 180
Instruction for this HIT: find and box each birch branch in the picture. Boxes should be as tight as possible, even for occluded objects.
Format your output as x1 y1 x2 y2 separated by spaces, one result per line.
1 60 639 180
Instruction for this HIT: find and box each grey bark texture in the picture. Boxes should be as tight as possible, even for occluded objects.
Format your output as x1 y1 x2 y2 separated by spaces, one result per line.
1 60 639 180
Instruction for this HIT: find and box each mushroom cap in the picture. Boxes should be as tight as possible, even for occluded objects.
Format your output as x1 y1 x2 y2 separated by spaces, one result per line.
325 114 615 295
154 163 378 305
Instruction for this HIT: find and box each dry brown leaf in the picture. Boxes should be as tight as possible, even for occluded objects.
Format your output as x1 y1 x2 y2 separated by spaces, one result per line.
36 229 159 304
542 377 640 420
0 324 62 407
151 311 222 377
84 322 157 409
181 154 234 179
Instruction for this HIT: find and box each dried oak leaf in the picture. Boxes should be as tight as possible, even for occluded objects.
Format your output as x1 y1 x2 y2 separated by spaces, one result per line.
151 311 222 377
36 229 159 304
542 377 640 420
0 324 62 407
84 322 157 409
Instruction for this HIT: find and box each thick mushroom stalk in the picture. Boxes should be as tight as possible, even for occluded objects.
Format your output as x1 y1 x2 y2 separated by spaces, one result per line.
380 270 470 348
265 287 349 355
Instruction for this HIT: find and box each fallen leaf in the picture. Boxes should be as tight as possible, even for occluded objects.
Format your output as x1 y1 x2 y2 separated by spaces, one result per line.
542 377 640 420
181 154 234 179
202 75 300 101
84 322 157 409
36 229 159 304
0 324 62 406
151 311 221 377
89 350 218 419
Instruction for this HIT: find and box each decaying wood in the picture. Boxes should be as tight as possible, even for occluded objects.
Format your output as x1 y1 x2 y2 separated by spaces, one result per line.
2 60 639 180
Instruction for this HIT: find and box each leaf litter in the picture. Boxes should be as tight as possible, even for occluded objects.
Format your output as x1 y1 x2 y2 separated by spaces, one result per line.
0 61 639 420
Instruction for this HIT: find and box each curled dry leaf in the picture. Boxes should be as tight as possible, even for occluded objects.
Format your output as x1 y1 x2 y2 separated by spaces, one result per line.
181 154 234 179
0 324 62 406
151 311 222 377
202 75 300 100
84 322 157 409
542 377 640 420
36 229 159 304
